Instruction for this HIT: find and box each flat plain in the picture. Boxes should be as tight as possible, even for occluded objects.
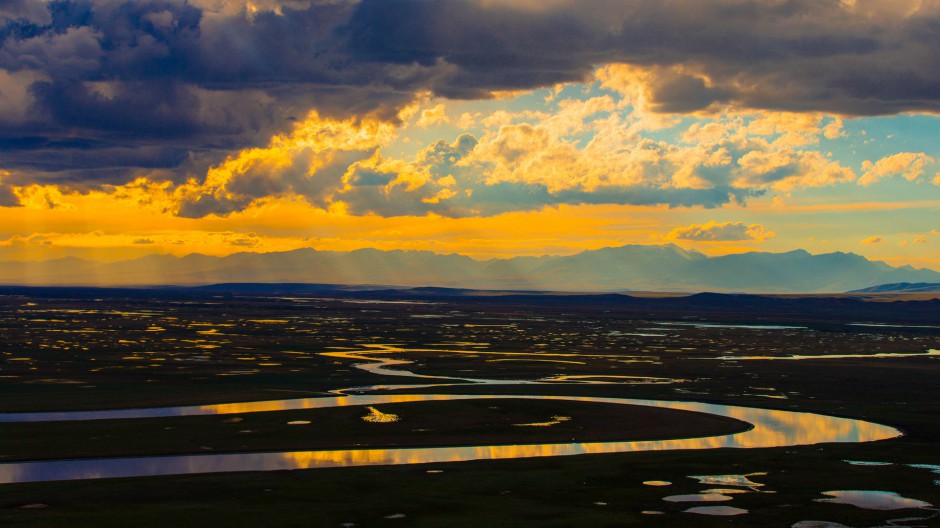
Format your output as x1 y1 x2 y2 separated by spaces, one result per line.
0 286 938 527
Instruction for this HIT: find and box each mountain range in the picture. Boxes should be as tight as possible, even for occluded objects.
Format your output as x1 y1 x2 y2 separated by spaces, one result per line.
849 282 940 293
1 244 938 293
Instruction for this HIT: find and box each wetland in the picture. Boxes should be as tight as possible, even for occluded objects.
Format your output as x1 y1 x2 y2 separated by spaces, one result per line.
0 286 938 526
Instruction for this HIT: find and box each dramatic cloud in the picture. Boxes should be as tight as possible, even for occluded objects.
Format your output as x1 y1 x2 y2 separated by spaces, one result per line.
74 82 897 219
149 101 785 218
2 0 940 182
344 0 940 114
861 236 885 245
170 110 397 217
7 0 938 273
667 221 774 242
0 0 411 183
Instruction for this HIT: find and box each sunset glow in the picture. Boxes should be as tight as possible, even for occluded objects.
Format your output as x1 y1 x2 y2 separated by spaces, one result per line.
2 0 939 274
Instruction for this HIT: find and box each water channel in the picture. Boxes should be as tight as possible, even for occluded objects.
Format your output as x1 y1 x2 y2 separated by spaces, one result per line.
0 346 903 484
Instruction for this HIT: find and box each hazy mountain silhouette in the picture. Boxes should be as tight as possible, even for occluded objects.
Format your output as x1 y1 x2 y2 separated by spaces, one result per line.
849 282 940 293
2 244 938 293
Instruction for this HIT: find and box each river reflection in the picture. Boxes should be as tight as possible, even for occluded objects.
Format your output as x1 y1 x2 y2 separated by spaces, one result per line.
0 341 906 485
713 349 940 361
0 393 900 484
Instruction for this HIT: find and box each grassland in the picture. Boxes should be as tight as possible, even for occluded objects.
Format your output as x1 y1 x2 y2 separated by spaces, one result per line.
1 288 938 526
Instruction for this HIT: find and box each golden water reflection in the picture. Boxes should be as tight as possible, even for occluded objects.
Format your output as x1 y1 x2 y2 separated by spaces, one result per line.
361 406 400 423
0 340 906 484
0 393 901 484
513 415 571 427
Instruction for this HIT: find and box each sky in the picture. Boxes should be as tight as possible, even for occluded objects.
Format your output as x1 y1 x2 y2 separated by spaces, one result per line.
1 0 939 271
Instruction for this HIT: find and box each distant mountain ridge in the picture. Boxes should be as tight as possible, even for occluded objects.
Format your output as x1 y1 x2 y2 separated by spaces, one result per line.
1 244 938 293
849 282 940 293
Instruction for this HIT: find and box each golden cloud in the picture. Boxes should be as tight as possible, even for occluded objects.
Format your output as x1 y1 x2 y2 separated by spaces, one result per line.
667 221 775 242
860 152 935 186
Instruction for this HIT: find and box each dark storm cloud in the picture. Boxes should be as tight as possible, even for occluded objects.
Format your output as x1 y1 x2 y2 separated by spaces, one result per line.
0 0 51 25
2 0 940 189
0 0 399 183
342 0 940 113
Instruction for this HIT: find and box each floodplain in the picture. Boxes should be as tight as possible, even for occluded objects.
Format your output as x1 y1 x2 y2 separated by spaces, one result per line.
0 286 938 527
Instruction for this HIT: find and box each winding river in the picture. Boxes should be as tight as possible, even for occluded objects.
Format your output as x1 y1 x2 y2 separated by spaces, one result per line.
0 346 902 484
